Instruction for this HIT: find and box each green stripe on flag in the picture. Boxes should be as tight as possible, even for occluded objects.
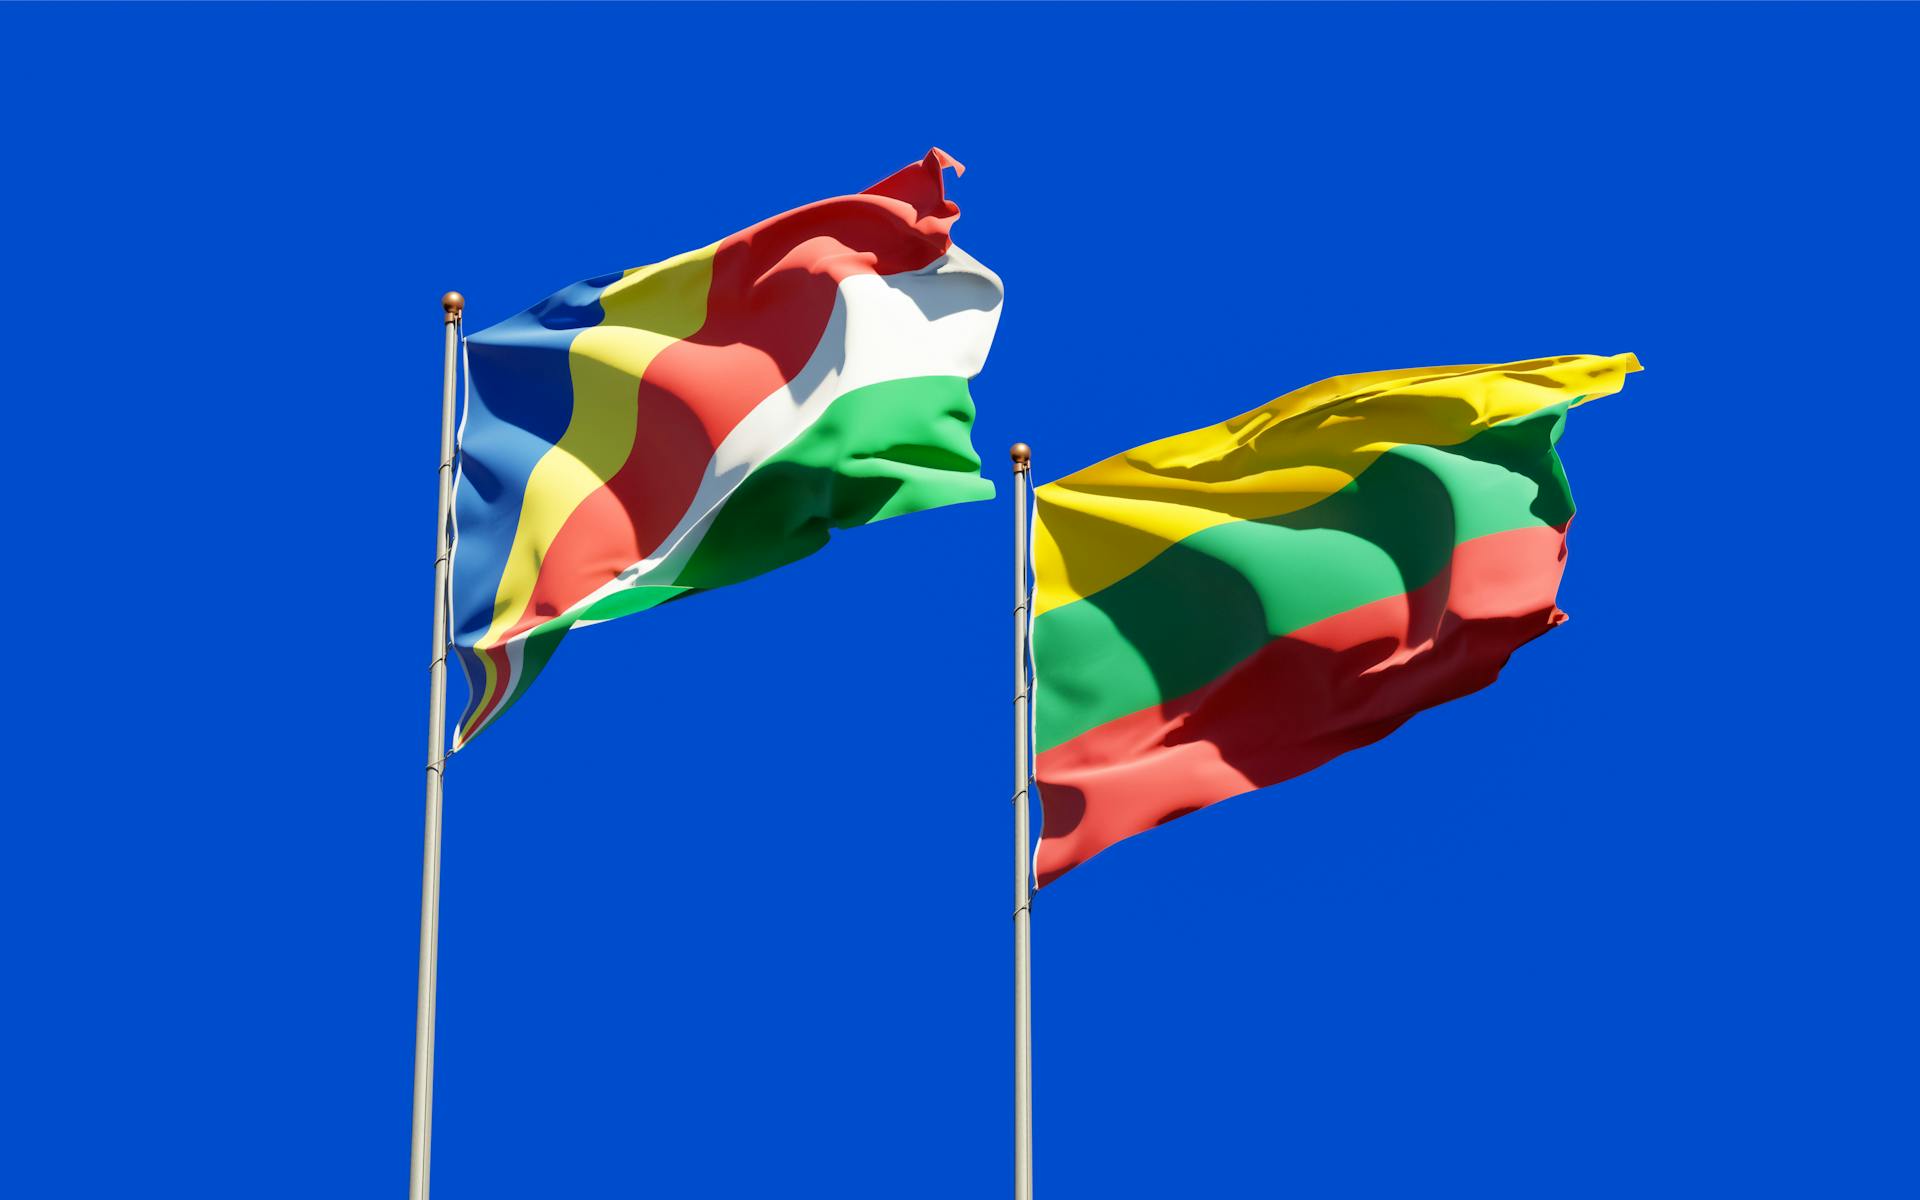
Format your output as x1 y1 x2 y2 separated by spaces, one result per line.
1034 404 1574 751
678 374 993 589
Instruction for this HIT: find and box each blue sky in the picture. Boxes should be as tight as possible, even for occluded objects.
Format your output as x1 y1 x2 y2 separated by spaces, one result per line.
3 4 1914 1196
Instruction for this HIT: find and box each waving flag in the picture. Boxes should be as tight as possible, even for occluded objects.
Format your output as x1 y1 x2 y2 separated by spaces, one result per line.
451 150 1002 747
1030 354 1640 885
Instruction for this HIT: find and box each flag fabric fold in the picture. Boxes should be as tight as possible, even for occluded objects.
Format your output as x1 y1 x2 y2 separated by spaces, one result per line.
450 150 1003 748
1030 353 1641 885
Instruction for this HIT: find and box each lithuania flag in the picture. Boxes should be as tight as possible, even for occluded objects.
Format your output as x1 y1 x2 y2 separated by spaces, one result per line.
451 151 1002 748
1030 354 1641 885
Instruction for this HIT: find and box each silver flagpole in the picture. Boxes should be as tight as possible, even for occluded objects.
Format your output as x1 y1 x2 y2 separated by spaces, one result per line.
1010 442 1035 1200
410 290 463 1199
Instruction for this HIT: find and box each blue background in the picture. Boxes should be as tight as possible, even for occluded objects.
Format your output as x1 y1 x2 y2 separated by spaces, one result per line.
4 4 1914 1196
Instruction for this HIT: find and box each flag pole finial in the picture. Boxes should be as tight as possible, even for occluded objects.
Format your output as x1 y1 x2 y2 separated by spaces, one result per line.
441 291 465 323
1010 442 1031 469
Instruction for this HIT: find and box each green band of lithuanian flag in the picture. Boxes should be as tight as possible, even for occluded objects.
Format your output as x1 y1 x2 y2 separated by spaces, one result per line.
1031 353 1641 886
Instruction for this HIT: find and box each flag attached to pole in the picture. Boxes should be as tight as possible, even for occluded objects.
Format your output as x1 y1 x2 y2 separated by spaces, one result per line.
1029 353 1641 885
450 150 1003 748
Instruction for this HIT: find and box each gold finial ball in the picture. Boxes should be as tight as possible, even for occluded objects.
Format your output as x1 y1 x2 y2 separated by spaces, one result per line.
1010 442 1032 465
441 291 465 315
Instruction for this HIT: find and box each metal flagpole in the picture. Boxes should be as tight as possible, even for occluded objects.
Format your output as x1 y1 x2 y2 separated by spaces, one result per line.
1010 442 1035 1200
410 290 463 1200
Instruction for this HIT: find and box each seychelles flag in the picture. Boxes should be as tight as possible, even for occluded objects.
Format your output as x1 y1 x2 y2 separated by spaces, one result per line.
450 150 1002 748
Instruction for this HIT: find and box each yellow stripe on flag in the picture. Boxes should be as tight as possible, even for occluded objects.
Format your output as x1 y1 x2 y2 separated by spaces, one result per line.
477 245 717 650
1032 354 1641 616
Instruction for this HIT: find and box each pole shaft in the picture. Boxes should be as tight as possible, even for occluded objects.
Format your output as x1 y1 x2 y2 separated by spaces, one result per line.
410 304 460 1200
1012 449 1034 1200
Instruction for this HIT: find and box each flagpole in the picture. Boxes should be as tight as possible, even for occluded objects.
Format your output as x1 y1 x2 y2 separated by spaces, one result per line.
410 290 462 1200
1011 442 1035 1200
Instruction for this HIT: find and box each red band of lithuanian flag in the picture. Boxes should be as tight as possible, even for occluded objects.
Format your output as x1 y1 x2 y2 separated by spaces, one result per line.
1030 354 1641 886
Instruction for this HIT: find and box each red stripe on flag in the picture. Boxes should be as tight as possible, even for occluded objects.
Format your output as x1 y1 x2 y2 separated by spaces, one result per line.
1034 524 1572 887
